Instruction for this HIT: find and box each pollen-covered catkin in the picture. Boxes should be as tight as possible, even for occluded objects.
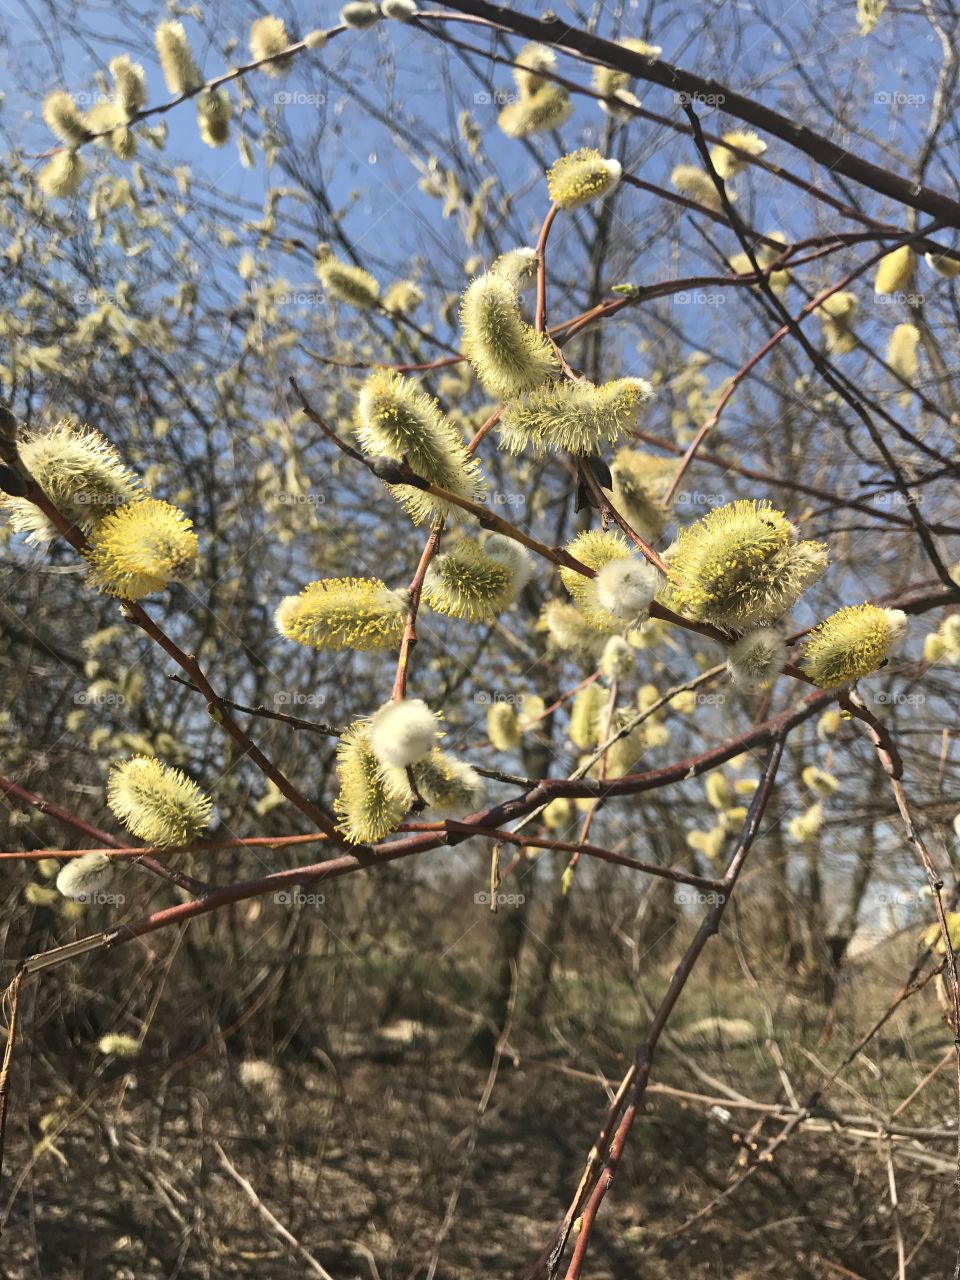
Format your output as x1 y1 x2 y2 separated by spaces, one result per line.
671 164 731 213
56 853 113 901
107 756 213 846
559 529 637 629
340 2 381 28
197 90 232 147
487 702 522 750
887 323 919 402
249 16 293 75
802 766 839 797
37 151 86 198
423 539 515 620
316 255 381 308
569 682 608 748
817 291 859 354
592 37 660 115
925 250 960 277
98 1033 140 1057
875 245 915 295
788 802 823 842
110 56 148 120
155 20 202 95
498 54 572 139
334 722 410 844
497 377 653 456
383 280 424 314
600 636 635 681
668 499 827 629
275 578 407 651
801 604 907 687
412 750 485 815
708 131 766 179
609 449 676 540
354 371 485 523
42 91 92 146
85 498 197 598
540 599 613 652
492 247 538 292
460 270 559 398
482 533 534 598
546 149 622 210
0 422 140 542
511 42 556 96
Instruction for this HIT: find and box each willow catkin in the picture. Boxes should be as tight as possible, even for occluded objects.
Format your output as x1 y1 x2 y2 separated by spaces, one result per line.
275 578 407 651
668 499 827 629
801 604 907 687
460 269 558 398
368 699 443 768
107 756 213 846
85 498 197 598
